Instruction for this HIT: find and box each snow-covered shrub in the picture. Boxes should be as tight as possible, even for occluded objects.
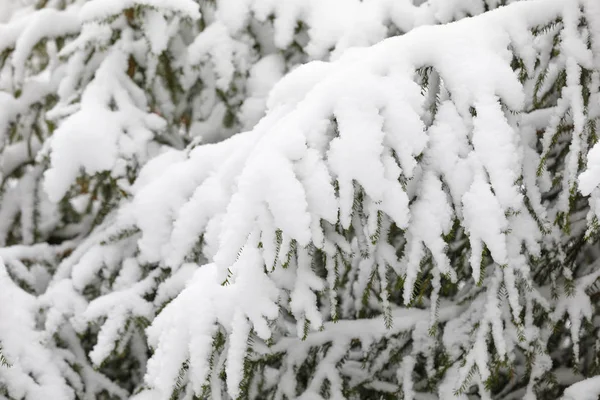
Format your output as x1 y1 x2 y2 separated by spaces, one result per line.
1 0 600 399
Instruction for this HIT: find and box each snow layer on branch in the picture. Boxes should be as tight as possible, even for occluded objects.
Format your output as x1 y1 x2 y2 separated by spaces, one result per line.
0 258 73 400
187 21 240 90
79 0 200 22
9 8 79 84
402 171 454 305
131 131 257 265
580 142 600 196
145 254 280 398
4 0 598 398
44 49 166 202
44 107 121 201
563 376 600 400
216 0 511 60
240 54 285 129
79 270 157 366
137 0 576 397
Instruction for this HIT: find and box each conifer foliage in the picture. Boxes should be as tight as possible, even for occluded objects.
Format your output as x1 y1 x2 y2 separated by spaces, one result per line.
1 0 600 399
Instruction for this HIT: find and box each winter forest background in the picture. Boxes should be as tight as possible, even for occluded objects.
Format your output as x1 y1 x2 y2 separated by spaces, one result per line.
1 0 600 399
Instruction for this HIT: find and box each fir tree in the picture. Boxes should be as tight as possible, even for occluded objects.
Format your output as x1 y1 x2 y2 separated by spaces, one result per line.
1 0 600 399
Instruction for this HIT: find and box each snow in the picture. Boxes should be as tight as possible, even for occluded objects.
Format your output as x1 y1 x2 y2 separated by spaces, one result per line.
563 376 600 400
187 21 239 91
10 9 80 84
129 0 598 396
44 48 166 202
80 271 157 366
579 142 600 196
79 0 201 23
0 137 43 178
400 356 416 400
44 108 121 202
146 254 280 398
1 0 600 398
472 96 523 210
143 10 170 55
38 279 87 337
239 54 285 129
402 171 455 304
0 258 74 400
462 174 509 281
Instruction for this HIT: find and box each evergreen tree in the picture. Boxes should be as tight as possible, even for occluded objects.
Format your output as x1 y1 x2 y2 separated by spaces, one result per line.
1 0 600 399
